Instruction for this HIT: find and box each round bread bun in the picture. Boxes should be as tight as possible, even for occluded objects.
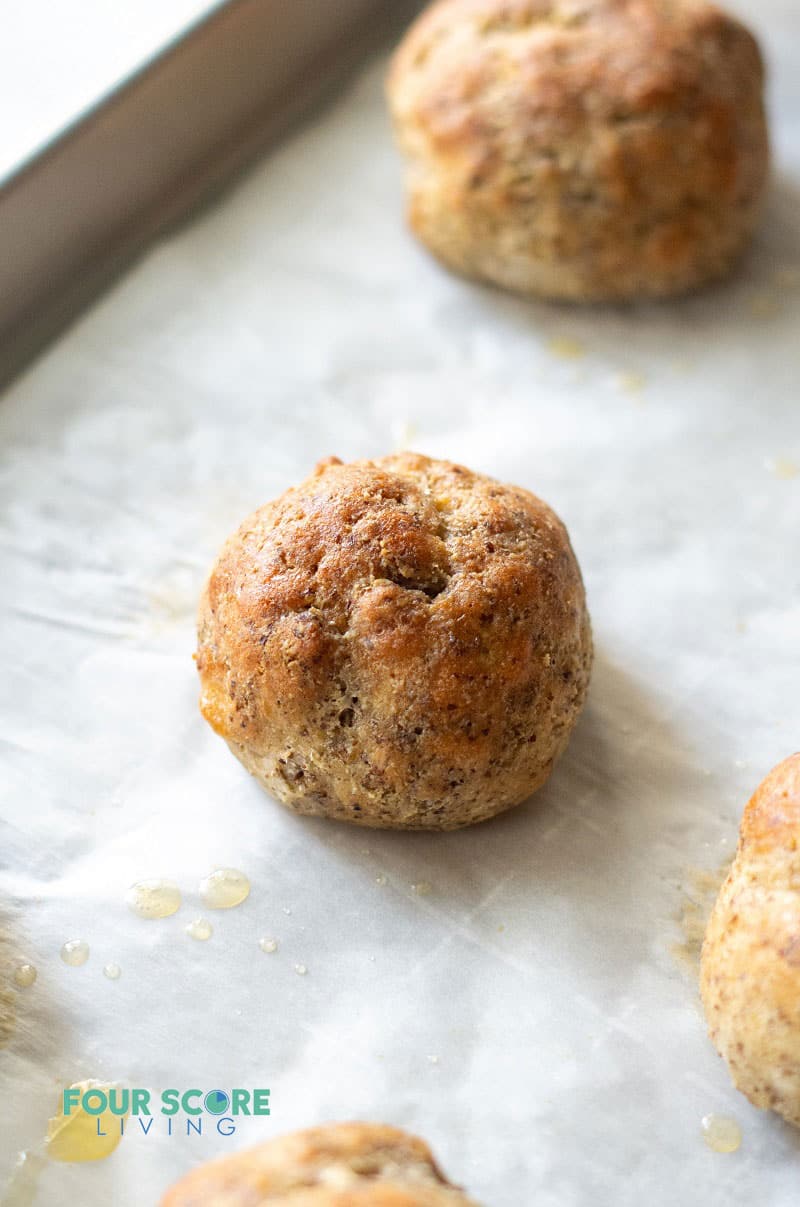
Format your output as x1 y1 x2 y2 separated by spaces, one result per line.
160 1122 480 1205
387 0 769 301
700 754 800 1127
196 453 592 831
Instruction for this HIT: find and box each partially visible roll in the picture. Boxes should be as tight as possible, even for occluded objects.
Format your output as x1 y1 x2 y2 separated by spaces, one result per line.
701 754 800 1128
388 0 769 301
160 1122 481 1205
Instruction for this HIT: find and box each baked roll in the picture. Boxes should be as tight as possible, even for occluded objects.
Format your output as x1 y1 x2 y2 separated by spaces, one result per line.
161 1122 481 1205
197 453 592 830
701 754 800 1127
387 0 769 300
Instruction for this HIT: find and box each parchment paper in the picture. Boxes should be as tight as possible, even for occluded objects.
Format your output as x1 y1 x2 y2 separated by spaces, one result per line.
1 4 799 1202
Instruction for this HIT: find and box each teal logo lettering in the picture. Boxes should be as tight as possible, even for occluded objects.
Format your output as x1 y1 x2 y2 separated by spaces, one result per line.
61 1086 270 1143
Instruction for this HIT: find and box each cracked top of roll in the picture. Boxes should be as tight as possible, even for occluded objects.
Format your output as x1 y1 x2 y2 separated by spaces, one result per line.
196 453 592 830
160 1122 481 1205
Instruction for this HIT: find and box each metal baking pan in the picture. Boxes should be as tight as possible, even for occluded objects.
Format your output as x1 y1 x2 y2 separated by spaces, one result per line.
0 0 418 387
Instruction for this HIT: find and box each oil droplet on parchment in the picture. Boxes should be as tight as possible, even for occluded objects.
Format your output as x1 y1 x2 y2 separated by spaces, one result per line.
294 963 307 976
701 1114 741 1153
411 881 432 897
13 965 37 989
102 963 121 981
46 1081 129 1163
764 457 798 480
186 917 213 941
259 938 278 954
125 879 181 919
60 940 89 967
671 860 733 977
199 868 250 909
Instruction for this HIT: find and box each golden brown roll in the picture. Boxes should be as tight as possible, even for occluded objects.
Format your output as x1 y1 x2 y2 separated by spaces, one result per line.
700 754 800 1127
387 0 769 301
196 453 592 830
160 1122 480 1205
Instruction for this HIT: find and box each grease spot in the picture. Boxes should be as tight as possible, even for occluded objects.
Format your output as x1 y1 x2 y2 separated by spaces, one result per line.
46 1082 128 1163
125 879 181 919
701 1114 741 1153
671 860 733 977
199 869 250 910
60 940 89 967
547 335 585 360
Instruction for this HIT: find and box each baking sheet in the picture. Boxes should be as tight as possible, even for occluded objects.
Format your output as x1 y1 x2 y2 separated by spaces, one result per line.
1 3 799 1202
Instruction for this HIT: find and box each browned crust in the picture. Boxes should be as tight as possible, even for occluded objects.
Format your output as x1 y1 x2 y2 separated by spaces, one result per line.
196 453 592 830
700 754 800 1127
387 0 769 300
160 1122 480 1205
